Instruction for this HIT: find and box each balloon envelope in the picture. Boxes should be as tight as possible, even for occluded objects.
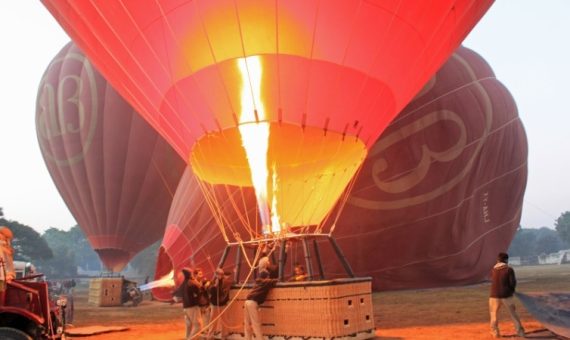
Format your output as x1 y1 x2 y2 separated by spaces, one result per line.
42 0 493 240
326 45 528 289
153 167 252 300
36 43 186 271
154 45 527 293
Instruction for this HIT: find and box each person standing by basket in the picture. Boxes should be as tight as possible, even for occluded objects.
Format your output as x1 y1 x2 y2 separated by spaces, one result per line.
244 257 277 340
173 267 202 340
489 252 525 338
207 268 233 340
194 268 211 336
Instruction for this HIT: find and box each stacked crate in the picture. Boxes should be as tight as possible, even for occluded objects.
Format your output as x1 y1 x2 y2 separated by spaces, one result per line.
88 277 123 307
223 278 375 340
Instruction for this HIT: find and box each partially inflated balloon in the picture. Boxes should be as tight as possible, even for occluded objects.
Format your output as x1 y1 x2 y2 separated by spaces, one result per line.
42 1 493 242
324 45 528 290
154 46 527 292
36 43 186 271
153 168 234 301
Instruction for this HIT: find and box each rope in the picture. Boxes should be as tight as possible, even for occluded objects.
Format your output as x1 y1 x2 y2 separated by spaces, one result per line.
191 239 280 338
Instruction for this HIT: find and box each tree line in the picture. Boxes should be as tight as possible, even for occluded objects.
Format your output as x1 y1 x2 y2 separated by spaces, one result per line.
0 207 158 279
508 211 570 257
509 227 569 257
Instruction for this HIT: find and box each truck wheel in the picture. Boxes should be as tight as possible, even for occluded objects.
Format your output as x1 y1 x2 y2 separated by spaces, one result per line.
0 327 33 340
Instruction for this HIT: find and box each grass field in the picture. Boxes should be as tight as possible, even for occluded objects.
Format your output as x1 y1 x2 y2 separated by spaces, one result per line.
67 264 570 339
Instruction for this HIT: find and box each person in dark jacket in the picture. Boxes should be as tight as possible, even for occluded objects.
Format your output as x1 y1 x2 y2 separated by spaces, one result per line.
489 252 525 338
173 267 202 340
194 268 211 335
244 257 278 340
207 268 233 340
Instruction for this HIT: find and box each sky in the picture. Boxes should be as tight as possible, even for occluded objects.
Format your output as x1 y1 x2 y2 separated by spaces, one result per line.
0 1 569 233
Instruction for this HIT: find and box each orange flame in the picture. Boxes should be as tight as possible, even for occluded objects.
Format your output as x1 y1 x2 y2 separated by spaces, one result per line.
139 270 175 292
238 56 281 235
270 163 281 233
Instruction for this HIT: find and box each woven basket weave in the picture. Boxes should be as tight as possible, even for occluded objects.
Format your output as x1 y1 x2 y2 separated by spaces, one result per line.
222 278 375 339
88 277 123 307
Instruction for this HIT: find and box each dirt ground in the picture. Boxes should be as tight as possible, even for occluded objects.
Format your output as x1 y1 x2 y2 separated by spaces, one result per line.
65 264 570 340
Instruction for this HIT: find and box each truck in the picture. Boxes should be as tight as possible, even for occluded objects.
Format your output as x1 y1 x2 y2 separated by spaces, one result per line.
0 272 67 340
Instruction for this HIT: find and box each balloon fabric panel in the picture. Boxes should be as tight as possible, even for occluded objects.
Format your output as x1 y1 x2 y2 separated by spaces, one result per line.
42 1 493 156
36 43 186 271
328 46 527 290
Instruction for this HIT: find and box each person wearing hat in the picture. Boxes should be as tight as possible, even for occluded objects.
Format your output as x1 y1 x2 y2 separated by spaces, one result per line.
489 252 525 338
244 256 278 340
207 268 233 340
0 226 15 305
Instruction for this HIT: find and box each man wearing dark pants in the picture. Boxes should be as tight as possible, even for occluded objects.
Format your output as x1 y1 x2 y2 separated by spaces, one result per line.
173 268 201 340
489 252 525 338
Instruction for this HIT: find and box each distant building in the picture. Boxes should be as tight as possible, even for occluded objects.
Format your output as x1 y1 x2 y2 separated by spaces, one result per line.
511 249 570 266
538 249 570 265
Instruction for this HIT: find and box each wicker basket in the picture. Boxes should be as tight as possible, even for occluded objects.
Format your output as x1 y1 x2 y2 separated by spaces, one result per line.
222 277 375 340
88 277 123 307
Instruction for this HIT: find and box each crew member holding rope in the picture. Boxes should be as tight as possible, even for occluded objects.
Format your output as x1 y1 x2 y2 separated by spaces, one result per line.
244 256 278 340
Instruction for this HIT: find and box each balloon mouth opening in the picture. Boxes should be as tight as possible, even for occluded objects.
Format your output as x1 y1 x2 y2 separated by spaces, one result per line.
189 122 367 229
95 248 133 272
189 122 367 186
152 247 175 302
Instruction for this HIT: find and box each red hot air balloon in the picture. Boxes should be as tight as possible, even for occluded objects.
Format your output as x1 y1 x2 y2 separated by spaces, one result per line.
41 1 493 251
154 46 527 294
36 42 186 272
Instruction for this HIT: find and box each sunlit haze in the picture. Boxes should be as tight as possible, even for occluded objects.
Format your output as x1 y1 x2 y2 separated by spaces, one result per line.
0 1 568 233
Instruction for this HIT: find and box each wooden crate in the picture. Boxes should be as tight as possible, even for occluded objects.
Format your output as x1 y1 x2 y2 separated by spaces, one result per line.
222 277 375 340
88 278 123 307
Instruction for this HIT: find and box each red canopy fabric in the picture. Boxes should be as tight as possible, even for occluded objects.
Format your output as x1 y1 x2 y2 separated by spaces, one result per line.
42 0 494 248
42 1 493 158
36 43 186 271
153 46 527 296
